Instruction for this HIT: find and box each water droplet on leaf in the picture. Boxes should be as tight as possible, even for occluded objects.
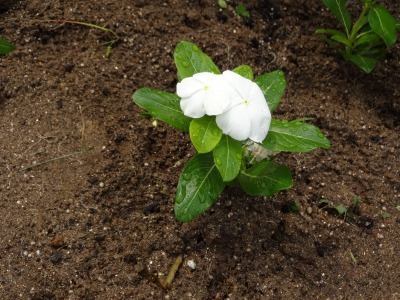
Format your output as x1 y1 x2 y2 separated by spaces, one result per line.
215 157 222 166
176 186 186 204
183 173 192 181
182 61 189 67
236 153 243 160
192 45 199 51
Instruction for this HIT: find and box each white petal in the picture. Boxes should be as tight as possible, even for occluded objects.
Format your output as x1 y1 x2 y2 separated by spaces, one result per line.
222 70 255 100
248 108 271 142
216 104 251 141
193 72 219 83
177 77 203 98
180 91 206 118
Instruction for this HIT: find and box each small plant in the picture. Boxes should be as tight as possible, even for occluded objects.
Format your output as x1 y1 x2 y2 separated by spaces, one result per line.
236 4 250 18
132 41 330 222
217 0 227 9
316 0 400 73
0 38 15 55
319 195 362 219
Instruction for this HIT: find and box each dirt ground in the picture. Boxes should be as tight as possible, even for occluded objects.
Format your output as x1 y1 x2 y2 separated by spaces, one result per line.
0 0 399 299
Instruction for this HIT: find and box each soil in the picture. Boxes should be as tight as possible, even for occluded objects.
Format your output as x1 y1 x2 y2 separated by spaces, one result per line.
1 0 399 299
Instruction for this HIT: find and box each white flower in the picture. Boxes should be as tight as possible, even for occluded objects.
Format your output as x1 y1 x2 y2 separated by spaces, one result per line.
216 70 271 143
177 72 234 118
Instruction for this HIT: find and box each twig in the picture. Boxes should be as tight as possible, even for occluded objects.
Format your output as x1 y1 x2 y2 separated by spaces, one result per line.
46 19 120 58
22 147 94 171
162 255 183 289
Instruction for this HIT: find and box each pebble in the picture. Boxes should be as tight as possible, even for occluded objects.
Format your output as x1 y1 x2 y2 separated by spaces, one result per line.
187 259 196 270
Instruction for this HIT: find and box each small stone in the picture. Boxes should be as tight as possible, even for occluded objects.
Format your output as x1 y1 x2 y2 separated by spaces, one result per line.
187 259 196 270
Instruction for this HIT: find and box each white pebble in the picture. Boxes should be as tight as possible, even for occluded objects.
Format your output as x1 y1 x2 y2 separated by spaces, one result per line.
187 259 196 270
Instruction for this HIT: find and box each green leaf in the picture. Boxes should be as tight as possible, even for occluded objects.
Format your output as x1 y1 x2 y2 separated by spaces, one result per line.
212 135 243 182
254 70 286 112
174 41 220 80
232 65 253 80
322 0 351 35
368 6 397 48
236 5 250 18
315 28 348 37
238 161 292 196
260 120 330 152
342 53 377 73
190 116 222 153
335 204 347 215
132 88 191 131
0 38 15 55
331 34 352 47
354 32 381 48
352 16 369 37
218 0 227 9
396 20 400 31
175 153 224 222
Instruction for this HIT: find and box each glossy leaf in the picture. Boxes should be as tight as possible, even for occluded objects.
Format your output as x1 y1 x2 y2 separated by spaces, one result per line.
232 65 254 80
343 53 377 73
331 34 352 47
174 41 220 80
260 120 330 152
322 0 351 35
190 116 222 153
0 38 15 55
132 88 191 131
212 135 243 182
368 6 397 47
254 70 286 112
238 161 292 196
354 32 381 48
175 153 224 222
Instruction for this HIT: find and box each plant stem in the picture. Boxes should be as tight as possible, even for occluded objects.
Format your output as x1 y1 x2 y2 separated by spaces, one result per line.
48 20 120 58
347 3 371 54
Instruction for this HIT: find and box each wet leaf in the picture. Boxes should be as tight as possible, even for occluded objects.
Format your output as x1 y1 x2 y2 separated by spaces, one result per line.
132 88 191 131
238 161 292 196
190 116 222 153
212 134 243 182
174 41 220 80
254 70 286 112
175 153 224 222
232 65 253 80
260 120 330 152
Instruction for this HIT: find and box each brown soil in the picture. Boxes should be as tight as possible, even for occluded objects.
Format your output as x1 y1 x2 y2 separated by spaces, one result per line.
1 0 399 299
